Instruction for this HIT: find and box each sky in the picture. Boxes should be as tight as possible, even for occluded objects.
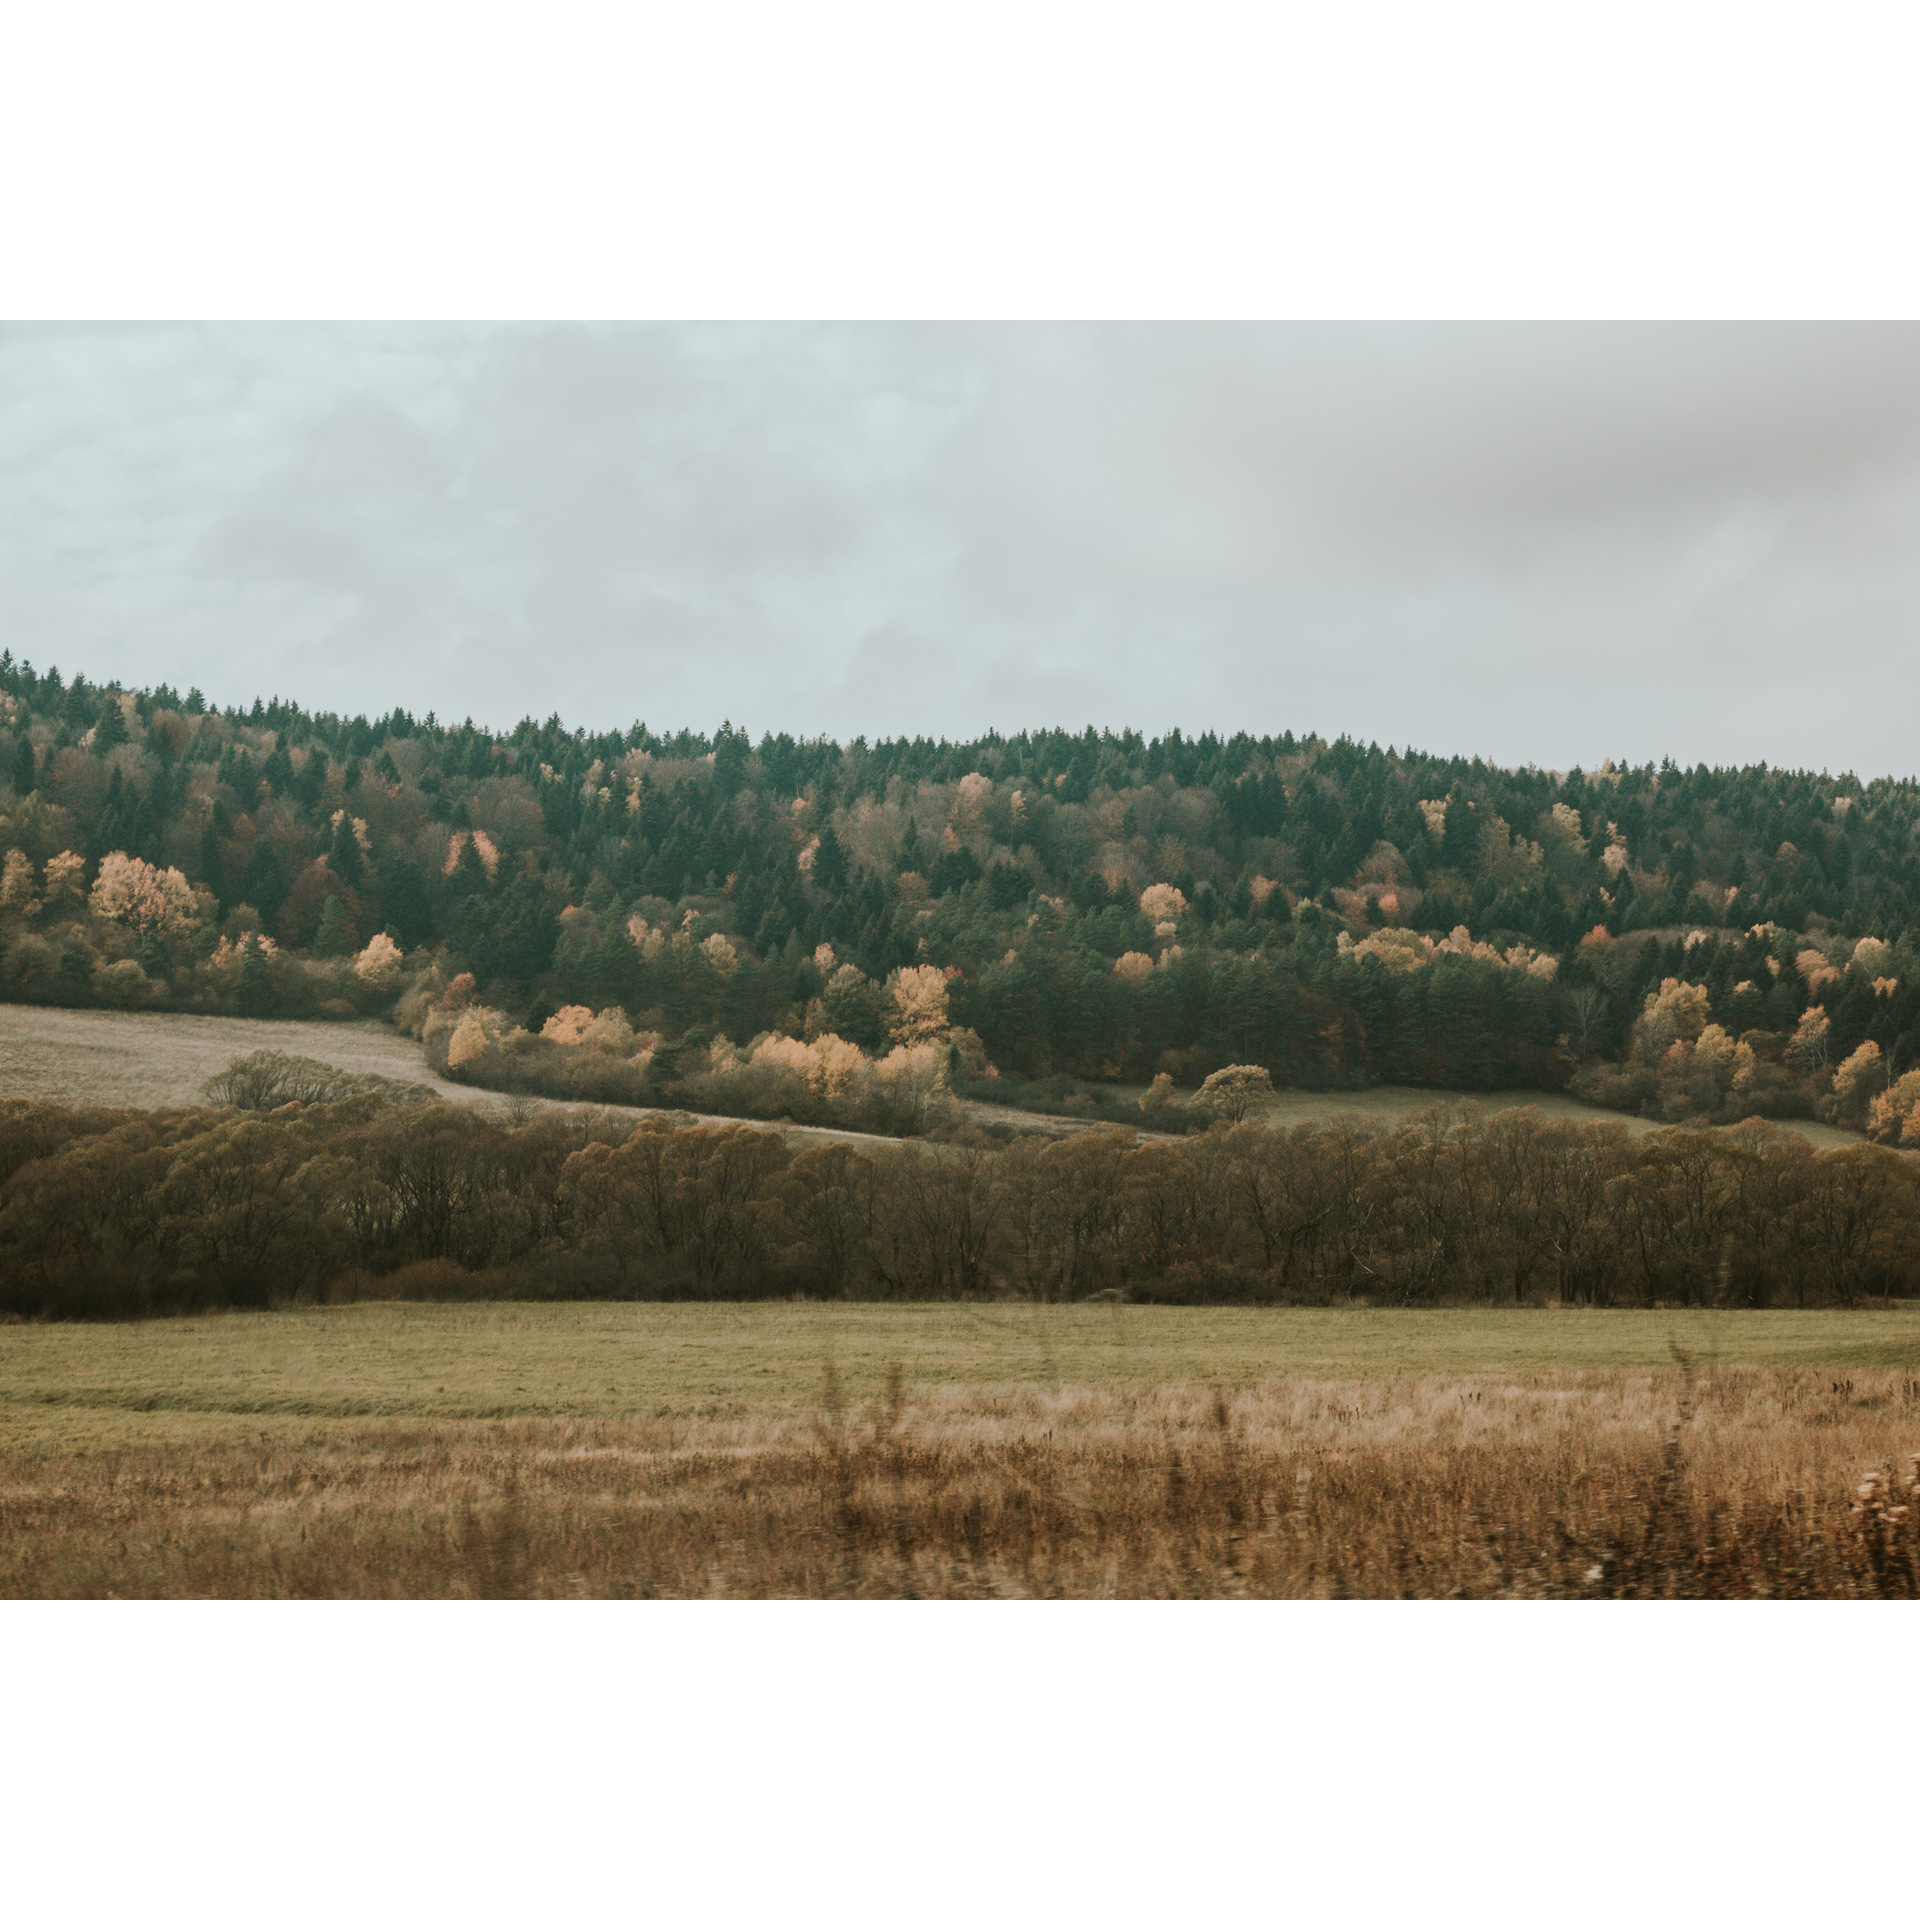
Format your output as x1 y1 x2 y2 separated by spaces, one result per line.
3 322 1918 776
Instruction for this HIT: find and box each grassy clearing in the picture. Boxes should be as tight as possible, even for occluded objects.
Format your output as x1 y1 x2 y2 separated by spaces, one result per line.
6 1301 1920 1457
7 1003 1864 1153
0 1003 450 1109
0 1003 876 1150
972 1075 1862 1149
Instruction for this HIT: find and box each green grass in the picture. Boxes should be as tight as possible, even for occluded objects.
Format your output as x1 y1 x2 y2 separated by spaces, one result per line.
6 1300 1919 1456
976 1074 1862 1149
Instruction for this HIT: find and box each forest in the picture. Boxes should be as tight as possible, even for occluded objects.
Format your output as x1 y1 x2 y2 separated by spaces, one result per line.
4 1091 1915 1319
6 652 1920 1144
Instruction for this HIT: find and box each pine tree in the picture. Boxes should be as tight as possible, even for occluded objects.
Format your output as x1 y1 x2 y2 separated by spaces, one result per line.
92 697 129 756
236 934 275 1018
312 894 355 957
328 813 366 891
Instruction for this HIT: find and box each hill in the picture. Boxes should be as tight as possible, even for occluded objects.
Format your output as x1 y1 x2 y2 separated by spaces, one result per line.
5 653 1920 1144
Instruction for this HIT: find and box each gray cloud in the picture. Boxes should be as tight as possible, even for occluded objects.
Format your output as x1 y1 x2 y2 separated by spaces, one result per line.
2 322 1918 772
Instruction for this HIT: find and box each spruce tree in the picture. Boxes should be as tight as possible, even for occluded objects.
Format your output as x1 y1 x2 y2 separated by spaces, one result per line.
328 812 366 891
92 697 129 755
236 934 275 1017
313 894 355 957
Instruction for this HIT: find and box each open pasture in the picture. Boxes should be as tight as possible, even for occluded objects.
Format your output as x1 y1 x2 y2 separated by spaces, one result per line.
0 1003 872 1148
0 1003 454 1110
7 1301 1920 1455
5 1304 1920 1597
4 1002 1865 1152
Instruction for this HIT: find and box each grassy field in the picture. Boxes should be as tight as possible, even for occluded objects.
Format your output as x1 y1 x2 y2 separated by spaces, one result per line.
4 1002 1866 1151
0 1003 872 1148
5 1303 1920 1597
0 1003 458 1109
7 1301 1920 1455
964 1075 1862 1148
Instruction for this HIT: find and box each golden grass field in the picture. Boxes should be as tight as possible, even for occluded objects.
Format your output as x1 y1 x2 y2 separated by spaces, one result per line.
5 1302 1919 1597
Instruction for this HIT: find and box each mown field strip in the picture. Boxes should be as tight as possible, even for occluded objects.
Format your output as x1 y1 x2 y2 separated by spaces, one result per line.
6 1301 1920 1456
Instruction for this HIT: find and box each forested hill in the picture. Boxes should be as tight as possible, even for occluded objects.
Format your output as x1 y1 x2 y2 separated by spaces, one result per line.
6 653 1920 1136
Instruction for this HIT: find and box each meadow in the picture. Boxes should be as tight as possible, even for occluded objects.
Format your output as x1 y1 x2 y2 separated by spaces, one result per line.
0 1003 460 1110
4 1303 1918 1597
0 1000 1864 1152
0 1003 876 1148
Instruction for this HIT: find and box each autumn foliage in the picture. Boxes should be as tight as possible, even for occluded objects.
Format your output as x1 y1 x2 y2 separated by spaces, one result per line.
8 656 1920 1142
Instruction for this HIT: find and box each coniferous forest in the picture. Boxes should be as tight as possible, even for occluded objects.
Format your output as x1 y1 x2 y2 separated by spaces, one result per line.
7 651 1920 1145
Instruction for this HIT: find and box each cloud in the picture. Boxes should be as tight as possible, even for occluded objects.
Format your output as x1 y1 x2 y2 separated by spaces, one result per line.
3 322 1920 772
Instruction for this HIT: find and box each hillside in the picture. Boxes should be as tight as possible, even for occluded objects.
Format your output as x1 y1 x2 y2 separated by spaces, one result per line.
5 653 1920 1143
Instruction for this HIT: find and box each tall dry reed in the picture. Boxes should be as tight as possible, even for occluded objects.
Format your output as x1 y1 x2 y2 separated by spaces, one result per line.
3 1367 1917 1597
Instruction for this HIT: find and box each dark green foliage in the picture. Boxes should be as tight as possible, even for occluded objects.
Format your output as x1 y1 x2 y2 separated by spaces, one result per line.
91 698 129 756
9 653 1920 1106
3 1095 1916 1319
235 935 275 1017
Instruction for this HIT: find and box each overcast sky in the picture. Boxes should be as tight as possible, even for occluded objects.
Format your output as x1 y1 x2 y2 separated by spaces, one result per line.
2 323 1917 775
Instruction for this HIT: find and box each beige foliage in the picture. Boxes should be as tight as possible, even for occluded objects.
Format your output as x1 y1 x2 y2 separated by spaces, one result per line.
353 932 404 988
584 1008 644 1057
1547 801 1586 850
1833 1041 1885 1121
888 964 951 1046
953 770 993 830
1192 1063 1275 1124
42 850 88 916
1849 936 1894 980
447 1010 496 1070
1138 883 1186 924
1337 924 1558 982
1 848 37 917
1139 1071 1177 1113
875 1040 951 1097
542 1005 597 1046
701 932 739 976
1637 977 1711 1055
1113 950 1155 983
1785 1006 1833 1076
1868 1069 1920 1147
90 850 202 938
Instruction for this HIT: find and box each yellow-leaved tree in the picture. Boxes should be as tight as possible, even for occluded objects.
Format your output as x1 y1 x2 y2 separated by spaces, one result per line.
888 964 951 1046
1635 977 1710 1058
89 850 204 941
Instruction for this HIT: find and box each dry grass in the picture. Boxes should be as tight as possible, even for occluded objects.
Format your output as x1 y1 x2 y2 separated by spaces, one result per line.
10 1303 1916 1598
10 1002 1867 1155
968 1079 1862 1148
9 1302 1920 1456
0 1003 891 1148
0 1003 455 1109
5 1359 1919 1597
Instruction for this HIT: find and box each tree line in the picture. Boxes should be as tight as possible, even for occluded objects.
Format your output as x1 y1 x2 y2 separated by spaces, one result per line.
4 1088 1914 1319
